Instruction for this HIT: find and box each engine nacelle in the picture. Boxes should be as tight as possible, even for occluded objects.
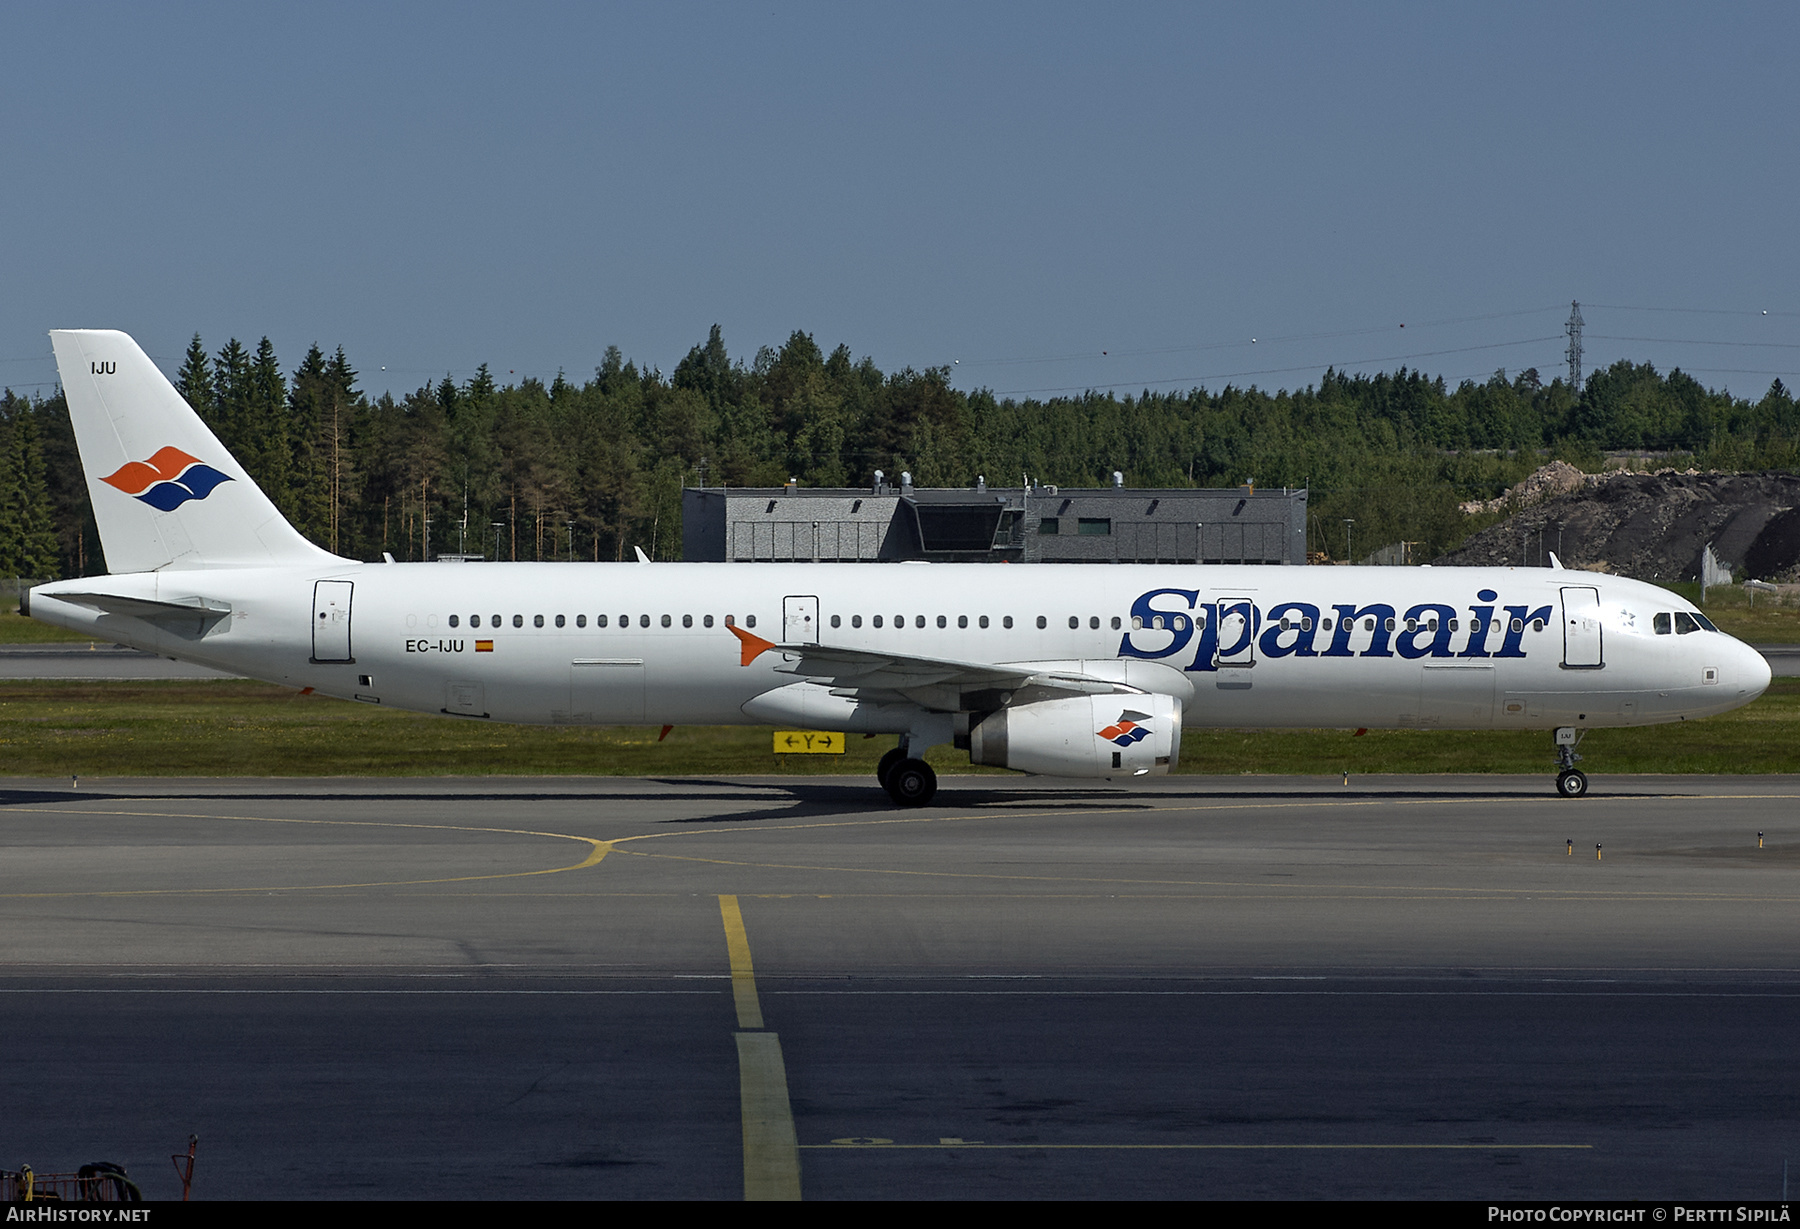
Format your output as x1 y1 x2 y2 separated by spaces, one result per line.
967 694 1182 778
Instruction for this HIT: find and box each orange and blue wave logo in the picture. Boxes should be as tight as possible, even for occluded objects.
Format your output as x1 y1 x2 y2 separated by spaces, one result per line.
1097 719 1150 746
101 447 233 512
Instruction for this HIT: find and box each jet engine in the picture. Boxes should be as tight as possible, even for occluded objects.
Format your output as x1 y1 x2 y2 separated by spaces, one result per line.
964 694 1182 778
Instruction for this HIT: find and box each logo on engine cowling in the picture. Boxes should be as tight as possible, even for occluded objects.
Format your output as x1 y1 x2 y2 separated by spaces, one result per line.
1098 713 1152 746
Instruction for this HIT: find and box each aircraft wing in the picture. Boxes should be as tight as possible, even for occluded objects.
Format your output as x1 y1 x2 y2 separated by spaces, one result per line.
729 624 1136 711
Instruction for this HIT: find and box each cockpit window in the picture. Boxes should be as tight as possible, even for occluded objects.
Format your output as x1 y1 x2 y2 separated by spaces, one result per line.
1654 613 1671 635
1691 612 1718 632
1674 611 1700 634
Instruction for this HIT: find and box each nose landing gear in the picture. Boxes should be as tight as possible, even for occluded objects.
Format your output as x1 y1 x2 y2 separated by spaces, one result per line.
1554 726 1587 798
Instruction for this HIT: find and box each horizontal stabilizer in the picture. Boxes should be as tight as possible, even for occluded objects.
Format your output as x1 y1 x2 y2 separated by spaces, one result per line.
44 591 232 623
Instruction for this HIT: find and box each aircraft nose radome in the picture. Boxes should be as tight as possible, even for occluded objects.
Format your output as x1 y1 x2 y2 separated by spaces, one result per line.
1742 638 1773 700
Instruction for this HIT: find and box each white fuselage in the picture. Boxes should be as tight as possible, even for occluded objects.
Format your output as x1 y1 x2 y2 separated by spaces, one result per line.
27 561 1771 738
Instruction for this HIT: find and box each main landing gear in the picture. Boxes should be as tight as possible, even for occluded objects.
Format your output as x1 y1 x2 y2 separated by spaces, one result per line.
1554 726 1588 798
877 740 937 807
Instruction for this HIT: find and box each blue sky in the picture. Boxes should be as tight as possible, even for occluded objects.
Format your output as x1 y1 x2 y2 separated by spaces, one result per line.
4 3 1797 404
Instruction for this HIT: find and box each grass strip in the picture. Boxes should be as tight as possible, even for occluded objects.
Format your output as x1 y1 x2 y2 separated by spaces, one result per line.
0 678 1794 778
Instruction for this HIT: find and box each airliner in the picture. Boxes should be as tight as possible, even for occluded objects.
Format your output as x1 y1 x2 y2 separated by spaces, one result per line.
23 330 1772 804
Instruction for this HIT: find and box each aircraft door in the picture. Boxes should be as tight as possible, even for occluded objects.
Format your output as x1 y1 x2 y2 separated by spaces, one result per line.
1561 586 1603 668
784 595 820 645
1213 598 1256 667
312 580 354 663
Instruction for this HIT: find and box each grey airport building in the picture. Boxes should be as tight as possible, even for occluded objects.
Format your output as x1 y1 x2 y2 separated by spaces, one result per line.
681 475 1308 565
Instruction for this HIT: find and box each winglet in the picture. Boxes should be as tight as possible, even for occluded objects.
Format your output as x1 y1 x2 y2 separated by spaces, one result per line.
728 623 777 666
634 546 651 564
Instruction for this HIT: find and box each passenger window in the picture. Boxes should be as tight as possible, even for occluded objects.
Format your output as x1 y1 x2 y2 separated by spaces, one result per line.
449 615 459 628
1089 616 1099 630
979 615 989 629
958 615 968 628
555 614 565 628
491 614 500 628
937 615 947 628
683 614 693 628
1510 618 1524 632
1003 616 1013 629
873 615 883 628
1037 616 1047 629
704 615 714 628
597 614 608 628
1173 615 1187 631
1110 616 1121 630
1322 618 1331 630
513 615 524 628
851 615 862 628
1384 618 1396 632
1532 619 1544 632
1068 616 1079 629
830 615 841 629
577 614 587 628
657 614 668 628
1301 617 1313 632
1363 618 1374 631
534 615 545 628
915 615 925 628
1132 616 1143 630
745 614 756 628
724 614 735 626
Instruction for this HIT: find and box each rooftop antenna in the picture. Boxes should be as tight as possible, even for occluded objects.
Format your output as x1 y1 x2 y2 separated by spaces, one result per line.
1565 300 1585 390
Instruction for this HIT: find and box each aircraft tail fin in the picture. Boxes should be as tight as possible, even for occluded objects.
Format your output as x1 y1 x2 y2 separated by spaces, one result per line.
49 330 342 573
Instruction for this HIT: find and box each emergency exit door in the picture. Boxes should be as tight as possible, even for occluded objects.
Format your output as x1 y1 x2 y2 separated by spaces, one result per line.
784 595 819 645
312 580 355 663
1561 585 1603 669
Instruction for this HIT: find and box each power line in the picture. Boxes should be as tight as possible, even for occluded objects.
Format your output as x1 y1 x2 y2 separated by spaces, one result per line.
991 335 1564 397
958 303 1568 368
1586 302 1800 319
1586 334 1800 350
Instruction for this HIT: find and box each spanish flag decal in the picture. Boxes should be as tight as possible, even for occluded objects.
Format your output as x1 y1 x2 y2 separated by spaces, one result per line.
475 640 494 652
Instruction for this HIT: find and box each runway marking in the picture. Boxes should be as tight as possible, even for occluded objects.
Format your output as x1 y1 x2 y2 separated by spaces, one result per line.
608 845 1799 901
804 1141 1593 1150
0 806 611 897
720 894 801 1201
737 1032 802 1200
591 795 1800 899
719 894 764 1029
0 988 719 995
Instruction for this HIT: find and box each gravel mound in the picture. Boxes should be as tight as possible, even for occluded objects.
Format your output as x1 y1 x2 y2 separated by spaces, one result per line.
1436 471 1800 582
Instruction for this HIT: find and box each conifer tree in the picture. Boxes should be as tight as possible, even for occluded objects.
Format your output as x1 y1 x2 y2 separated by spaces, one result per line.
175 334 215 416
0 409 61 579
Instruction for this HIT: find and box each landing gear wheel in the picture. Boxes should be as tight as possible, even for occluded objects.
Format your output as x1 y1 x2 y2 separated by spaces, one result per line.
885 758 937 807
876 746 907 790
1556 769 1589 798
